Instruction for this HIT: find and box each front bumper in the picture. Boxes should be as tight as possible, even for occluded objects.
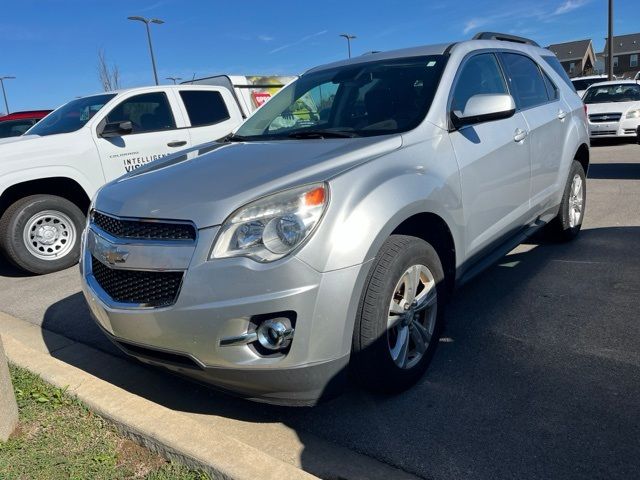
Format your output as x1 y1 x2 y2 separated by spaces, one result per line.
589 118 640 138
80 223 366 405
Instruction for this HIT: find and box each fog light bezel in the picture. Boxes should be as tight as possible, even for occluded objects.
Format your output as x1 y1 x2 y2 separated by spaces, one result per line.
249 311 297 357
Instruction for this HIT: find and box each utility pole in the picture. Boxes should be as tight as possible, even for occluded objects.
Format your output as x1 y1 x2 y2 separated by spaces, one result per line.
128 16 164 85
607 0 614 80
0 76 15 114
166 76 182 84
339 34 356 58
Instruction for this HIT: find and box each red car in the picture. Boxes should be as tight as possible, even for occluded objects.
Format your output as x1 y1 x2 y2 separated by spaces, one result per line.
0 110 52 138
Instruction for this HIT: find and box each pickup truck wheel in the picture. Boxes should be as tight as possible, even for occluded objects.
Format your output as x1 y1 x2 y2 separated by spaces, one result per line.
351 235 446 393
0 195 85 274
547 160 586 241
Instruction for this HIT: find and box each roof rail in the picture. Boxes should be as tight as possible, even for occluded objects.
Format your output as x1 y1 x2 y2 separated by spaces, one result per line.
472 32 540 47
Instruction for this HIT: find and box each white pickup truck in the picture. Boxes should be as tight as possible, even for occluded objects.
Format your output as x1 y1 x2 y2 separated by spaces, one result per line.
0 82 288 274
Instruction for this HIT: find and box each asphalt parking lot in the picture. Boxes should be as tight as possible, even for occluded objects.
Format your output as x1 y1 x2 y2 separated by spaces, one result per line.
1 141 639 480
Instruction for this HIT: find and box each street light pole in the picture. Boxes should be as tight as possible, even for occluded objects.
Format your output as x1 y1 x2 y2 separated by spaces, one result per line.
128 16 164 85
166 76 182 84
0 76 15 114
339 34 356 58
607 0 614 80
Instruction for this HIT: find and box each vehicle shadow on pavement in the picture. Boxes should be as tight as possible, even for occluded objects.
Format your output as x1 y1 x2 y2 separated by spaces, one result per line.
590 138 639 148
40 226 640 480
588 163 640 180
0 259 37 278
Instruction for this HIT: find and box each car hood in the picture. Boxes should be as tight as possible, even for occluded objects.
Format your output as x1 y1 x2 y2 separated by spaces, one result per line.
0 134 41 146
95 136 403 228
0 133 90 177
586 101 640 114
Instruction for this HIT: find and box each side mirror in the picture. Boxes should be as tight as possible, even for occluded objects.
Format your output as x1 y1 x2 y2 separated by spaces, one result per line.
451 94 516 129
100 120 133 138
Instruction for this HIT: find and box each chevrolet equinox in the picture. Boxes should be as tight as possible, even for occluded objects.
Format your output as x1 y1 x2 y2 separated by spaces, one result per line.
80 33 590 405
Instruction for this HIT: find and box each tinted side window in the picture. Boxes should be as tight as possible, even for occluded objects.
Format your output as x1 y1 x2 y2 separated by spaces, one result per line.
501 53 550 109
451 53 508 113
179 90 231 127
106 92 176 134
0 119 35 138
541 55 576 92
542 70 559 101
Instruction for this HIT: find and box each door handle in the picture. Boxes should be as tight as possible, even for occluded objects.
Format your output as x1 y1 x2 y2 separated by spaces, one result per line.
167 140 187 148
558 110 568 120
513 129 528 142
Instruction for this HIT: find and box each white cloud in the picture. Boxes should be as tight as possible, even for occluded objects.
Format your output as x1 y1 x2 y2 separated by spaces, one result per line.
138 1 169 13
463 19 485 35
461 1 585 35
258 35 274 42
269 30 328 54
553 0 589 15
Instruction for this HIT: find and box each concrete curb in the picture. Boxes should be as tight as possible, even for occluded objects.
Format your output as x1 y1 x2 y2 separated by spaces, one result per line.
0 312 420 480
0 313 317 480
0 336 18 441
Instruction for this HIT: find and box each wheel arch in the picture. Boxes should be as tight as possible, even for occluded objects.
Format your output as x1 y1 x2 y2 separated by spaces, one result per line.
575 142 589 175
390 212 457 294
0 177 91 218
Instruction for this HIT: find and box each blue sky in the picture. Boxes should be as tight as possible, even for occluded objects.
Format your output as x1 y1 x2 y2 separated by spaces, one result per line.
1 0 635 112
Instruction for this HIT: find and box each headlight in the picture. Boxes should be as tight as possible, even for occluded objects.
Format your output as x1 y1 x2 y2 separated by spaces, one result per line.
626 109 640 119
211 183 329 262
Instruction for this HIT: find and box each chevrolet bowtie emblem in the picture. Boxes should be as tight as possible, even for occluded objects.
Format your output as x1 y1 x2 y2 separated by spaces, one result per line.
101 247 129 265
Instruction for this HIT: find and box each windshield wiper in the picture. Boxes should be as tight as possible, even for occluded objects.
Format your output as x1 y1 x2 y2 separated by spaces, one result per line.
287 129 358 139
222 133 251 142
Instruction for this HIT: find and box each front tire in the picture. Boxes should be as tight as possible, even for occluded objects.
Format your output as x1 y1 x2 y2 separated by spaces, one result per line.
0 195 85 274
351 235 446 393
547 160 586 241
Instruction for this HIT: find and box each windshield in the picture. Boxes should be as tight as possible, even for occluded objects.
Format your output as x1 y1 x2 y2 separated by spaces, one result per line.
235 55 447 140
27 94 116 136
583 84 640 104
572 78 606 91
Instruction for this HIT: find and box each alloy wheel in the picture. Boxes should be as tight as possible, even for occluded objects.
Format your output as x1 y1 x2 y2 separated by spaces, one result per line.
387 264 438 369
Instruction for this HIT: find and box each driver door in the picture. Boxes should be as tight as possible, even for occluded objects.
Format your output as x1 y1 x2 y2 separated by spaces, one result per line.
448 52 532 258
94 91 190 180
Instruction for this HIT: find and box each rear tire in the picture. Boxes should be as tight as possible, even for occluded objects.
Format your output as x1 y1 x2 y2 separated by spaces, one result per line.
0 195 85 274
546 160 586 242
351 235 446 393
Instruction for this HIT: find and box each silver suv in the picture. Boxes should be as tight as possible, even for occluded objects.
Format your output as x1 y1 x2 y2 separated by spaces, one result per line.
80 33 589 405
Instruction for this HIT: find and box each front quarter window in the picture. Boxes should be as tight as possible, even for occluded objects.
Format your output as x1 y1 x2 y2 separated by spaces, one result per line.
235 55 447 140
27 94 116 136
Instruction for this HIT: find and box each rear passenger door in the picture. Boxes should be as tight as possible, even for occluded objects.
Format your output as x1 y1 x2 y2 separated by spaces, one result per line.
499 52 566 210
448 52 531 258
176 88 243 146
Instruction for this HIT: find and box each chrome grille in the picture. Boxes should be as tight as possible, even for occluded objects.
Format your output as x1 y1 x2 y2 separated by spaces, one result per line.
591 130 617 136
92 211 196 241
589 113 622 123
91 256 183 307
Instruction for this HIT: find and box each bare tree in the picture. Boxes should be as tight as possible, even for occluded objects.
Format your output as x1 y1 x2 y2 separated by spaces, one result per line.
97 49 121 91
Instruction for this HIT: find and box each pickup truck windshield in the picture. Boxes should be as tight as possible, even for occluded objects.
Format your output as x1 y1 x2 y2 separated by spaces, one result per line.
27 94 116 136
235 55 446 140
583 84 640 104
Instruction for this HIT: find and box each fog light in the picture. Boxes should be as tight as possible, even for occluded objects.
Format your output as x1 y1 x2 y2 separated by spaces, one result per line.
256 318 294 351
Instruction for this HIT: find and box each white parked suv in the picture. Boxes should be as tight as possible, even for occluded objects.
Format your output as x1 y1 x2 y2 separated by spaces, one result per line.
81 33 590 405
0 84 274 274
